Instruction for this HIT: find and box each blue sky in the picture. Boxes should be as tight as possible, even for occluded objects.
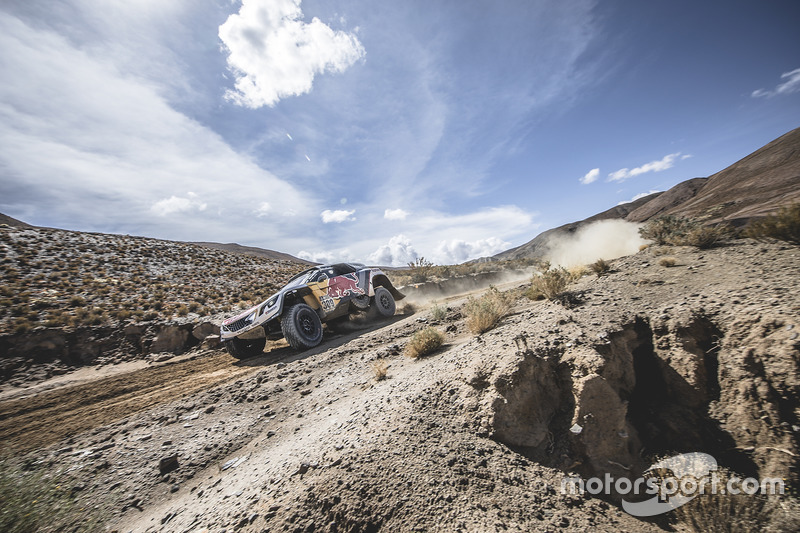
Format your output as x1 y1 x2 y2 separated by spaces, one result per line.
1 0 798 265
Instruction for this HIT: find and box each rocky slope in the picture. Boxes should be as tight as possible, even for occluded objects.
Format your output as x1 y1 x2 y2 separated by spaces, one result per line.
0 225 306 386
2 238 798 532
494 126 800 262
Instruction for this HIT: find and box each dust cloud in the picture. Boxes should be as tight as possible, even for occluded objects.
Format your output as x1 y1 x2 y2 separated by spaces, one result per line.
545 220 647 267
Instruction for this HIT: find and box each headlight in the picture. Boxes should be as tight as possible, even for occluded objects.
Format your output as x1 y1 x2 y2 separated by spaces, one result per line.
266 295 278 308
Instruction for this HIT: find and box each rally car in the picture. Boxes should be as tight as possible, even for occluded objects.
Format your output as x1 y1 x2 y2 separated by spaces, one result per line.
220 263 404 358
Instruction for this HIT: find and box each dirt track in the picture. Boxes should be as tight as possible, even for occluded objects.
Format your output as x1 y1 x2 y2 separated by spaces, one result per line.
0 352 258 452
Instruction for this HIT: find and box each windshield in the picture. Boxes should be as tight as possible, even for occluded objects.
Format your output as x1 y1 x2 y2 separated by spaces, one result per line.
282 267 317 289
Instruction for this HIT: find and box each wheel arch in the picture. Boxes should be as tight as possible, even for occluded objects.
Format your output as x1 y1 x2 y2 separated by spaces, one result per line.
371 274 405 301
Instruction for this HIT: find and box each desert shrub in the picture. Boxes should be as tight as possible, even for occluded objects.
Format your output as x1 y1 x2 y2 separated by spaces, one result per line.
641 216 732 248
404 327 444 358
369 358 389 381
589 258 610 277
176 304 189 316
0 457 105 533
745 203 800 244
683 224 732 249
659 257 678 267
639 216 698 245
430 302 447 321
662 461 792 533
526 267 570 300
68 295 86 307
568 265 589 281
407 257 435 284
463 287 512 334
13 318 32 334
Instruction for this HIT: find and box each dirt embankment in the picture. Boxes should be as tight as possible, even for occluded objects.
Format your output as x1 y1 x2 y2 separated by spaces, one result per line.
1 239 798 532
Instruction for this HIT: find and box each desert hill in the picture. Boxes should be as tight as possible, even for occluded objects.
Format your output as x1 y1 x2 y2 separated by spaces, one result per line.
191 241 314 265
0 212 32 228
495 126 800 261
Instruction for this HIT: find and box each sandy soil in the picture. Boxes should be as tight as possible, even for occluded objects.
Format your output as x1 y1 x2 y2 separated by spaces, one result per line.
1 239 798 532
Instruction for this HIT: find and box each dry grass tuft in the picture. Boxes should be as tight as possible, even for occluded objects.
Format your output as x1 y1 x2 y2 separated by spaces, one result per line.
589 258 611 277
568 265 589 281
463 287 512 334
369 358 389 381
526 267 570 301
403 327 444 358
659 257 678 267
430 302 447 321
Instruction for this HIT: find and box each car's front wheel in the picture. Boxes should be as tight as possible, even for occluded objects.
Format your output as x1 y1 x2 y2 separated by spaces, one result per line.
373 287 396 317
225 337 266 359
281 303 324 351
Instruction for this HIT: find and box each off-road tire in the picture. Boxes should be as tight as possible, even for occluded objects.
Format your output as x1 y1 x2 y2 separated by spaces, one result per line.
281 303 324 351
225 337 266 359
373 287 396 317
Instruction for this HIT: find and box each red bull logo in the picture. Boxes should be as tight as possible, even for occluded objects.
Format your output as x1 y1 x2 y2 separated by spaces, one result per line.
327 273 365 299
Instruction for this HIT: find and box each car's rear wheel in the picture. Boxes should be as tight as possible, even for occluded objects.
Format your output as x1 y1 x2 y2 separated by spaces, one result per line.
225 337 266 359
373 287 396 317
281 303 324 351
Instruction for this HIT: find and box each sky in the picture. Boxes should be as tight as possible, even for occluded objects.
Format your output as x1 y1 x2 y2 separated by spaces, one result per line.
1 0 799 266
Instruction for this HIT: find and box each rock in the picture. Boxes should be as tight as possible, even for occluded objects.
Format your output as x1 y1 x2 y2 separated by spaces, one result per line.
149 325 189 354
192 322 219 341
159 454 179 474
202 334 221 349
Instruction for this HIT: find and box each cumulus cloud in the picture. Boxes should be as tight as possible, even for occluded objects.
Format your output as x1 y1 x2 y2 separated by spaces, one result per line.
0 10 317 246
254 202 271 217
617 190 662 205
579 168 600 185
434 237 510 264
752 67 800 98
384 208 409 220
607 153 682 182
320 209 355 223
297 249 349 264
151 192 207 216
219 0 365 108
368 234 419 266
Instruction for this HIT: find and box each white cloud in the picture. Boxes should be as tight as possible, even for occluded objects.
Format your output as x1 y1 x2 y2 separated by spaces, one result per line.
752 67 800 98
0 12 315 245
368 234 418 266
617 190 661 206
297 249 348 264
607 153 682 182
384 208 409 220
151 193 207 216
435 237 510 264
579 168 600 185
320 209 355 223
218 0 365 108
254 202 271 217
